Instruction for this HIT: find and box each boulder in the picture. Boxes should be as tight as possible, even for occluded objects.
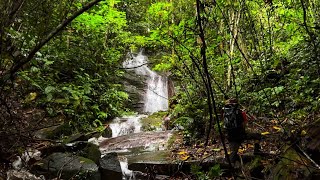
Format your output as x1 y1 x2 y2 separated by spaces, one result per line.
99 152 122 180
34 123 74 140
32 152 100 180
33 125 62 140
6 170 44 180
101 126 112 138
63 133 88 144
80 143 101 165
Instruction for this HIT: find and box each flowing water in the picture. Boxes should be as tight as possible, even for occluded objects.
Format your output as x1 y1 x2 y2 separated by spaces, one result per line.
123 51 168 113
98 51 170 179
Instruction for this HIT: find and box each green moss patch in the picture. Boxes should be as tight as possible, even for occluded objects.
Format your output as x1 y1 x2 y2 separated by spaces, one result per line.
140 111 168 130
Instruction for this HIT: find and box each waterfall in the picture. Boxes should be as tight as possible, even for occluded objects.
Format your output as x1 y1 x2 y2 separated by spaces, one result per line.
96 51 170 180
109 115 145 137
123 51 168 113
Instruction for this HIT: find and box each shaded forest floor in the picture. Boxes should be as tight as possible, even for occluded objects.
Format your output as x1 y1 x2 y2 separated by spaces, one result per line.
167 114 320 179
1 94 320 179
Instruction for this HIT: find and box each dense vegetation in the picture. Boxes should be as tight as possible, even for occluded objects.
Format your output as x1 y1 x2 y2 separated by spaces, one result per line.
1 0 319 179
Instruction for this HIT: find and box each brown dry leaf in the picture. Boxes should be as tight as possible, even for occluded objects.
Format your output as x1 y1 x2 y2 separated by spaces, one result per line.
247 144 254 148
270 119 278 124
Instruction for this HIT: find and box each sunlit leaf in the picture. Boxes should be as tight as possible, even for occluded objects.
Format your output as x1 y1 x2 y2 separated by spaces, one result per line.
177 150 187 155
273 126 282 131
196 148 204 153
261 132 270 135
300 130 307 136
180 155 190 161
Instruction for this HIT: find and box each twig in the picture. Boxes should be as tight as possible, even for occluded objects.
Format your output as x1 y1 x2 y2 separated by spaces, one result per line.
295 144 320 170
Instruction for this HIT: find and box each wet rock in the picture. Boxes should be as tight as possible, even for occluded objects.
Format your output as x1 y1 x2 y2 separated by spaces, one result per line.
80 143 101 165
32 152 100 180
34 123 75 140
7 170 44 180
134 171 170 180
128 152 230 176
101 126 112 138
63 133 88 144
99 152 122 180
99 131 172 153
33 125 62 140
122 71 146 112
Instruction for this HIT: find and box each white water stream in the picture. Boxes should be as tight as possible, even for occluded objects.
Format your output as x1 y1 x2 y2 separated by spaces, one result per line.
123 51 168 113
99 51 169 179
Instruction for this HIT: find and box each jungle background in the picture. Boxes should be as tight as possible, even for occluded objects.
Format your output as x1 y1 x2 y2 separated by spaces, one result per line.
0 0 320 179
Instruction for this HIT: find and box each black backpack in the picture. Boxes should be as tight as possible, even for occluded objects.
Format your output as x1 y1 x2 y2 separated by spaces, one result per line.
223 105 244 130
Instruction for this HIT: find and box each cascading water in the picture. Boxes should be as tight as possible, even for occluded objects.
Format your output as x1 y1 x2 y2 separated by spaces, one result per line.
123 51 168 113
109 115 145 138
96 51 170 180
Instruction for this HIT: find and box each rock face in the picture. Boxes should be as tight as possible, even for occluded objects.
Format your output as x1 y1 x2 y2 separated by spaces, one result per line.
32 152 100 180
99 152 122 180
122 71 146 113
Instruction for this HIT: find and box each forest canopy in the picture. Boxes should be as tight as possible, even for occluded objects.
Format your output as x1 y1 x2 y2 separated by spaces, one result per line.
0 0 320 178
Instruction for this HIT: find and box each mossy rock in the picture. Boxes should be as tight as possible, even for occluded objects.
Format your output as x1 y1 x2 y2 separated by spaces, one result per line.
32 152 100 180
270 147 312 180
140 111 167 131
80 143 101 165
33 124 72 140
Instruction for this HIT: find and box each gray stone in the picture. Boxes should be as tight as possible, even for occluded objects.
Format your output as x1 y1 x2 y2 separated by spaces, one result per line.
32 152 100 180
33 125 62 140
101 126 112 138
99 153 122 180
80 143 101 165
7 170 44 180
63 133 88 144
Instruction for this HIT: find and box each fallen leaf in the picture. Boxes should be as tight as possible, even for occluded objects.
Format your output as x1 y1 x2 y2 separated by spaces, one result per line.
196 148 204 153
238 148 245 154
177 150 187 155
270 119 278 124
301 130 307 136
247 144 254 148
273 126 281 131
180 155 190 161
261 132 270 135
212 148 221 152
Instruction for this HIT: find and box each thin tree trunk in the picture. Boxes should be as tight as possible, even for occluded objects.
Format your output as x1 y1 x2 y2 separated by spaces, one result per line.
227 7 240 90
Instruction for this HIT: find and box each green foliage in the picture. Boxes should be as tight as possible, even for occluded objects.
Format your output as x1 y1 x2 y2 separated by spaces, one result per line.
191 164 223 179
14 0 131 132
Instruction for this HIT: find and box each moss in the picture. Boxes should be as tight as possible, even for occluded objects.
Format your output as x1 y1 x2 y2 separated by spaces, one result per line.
271 147 311 180
82 144 101 164
140 111 168 129
79 156 95 164
167 131 182 149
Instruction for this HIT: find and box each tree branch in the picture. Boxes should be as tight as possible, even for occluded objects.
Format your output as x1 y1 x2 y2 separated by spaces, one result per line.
0 0 104 85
